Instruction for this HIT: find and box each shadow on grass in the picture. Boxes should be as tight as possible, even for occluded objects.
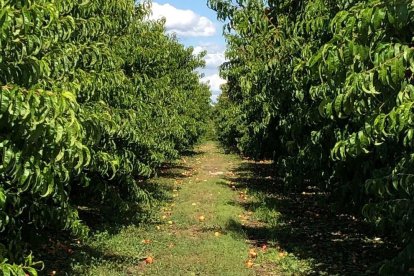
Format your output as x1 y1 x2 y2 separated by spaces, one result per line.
156 164 193 179
35 152 200 275
224 161 399 275
36 239 145 276
180 149 205 157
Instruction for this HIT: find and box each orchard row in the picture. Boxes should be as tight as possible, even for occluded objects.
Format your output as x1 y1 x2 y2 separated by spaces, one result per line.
210 0 414 273
0 1 211 274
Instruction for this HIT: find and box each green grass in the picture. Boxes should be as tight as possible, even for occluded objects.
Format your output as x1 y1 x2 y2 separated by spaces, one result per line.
140 177 252 276
66 143 252 275
52 142 314 276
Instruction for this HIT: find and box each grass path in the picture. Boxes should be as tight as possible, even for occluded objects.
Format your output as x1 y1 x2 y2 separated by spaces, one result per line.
74 142 266 275
137 142 253 275
48 141 393 275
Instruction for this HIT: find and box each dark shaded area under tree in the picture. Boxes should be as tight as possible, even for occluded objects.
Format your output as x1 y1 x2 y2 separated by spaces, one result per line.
224 160 402 275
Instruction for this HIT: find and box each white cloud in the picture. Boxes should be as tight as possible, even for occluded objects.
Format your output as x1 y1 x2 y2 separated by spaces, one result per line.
150 3 216 37
194 44 226 69
202 74 226 94
193 46 205 55
205 52 226 68
194 43 225 53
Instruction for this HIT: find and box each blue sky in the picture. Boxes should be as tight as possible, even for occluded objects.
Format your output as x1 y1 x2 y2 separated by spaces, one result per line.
148 1 226 102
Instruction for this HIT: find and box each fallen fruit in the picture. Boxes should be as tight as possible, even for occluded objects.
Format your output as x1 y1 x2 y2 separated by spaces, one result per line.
142 239 151 244
245 259 254 268
198 215 205 222
192 203 197 206
156 226 161 230
145 256 154 264
278 252 287 258
214 232 221 237
162 215 167 220
248 249 257 258
168 220 173 225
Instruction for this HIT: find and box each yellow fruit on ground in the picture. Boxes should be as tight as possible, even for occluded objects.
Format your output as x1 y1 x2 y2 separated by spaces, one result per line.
145 256 154 264
245 259 254 268
198 215 205 221
248 249 257 258
278 252 287 258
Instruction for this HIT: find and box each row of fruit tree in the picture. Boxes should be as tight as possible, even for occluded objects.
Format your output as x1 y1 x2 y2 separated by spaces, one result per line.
209 0 414 273
0 0 211 274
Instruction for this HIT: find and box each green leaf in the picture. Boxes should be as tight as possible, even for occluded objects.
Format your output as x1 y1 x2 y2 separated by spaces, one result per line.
391 57 405 84
24 267 38 276
0 188 6 209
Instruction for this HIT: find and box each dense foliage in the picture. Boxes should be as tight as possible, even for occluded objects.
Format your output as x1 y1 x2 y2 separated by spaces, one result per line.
0 0 210 274
209 0 414 273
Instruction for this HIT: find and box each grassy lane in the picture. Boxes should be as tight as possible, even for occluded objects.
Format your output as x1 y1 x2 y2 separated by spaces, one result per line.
47 141 392 275
70 142 263 275
137 142 252 275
